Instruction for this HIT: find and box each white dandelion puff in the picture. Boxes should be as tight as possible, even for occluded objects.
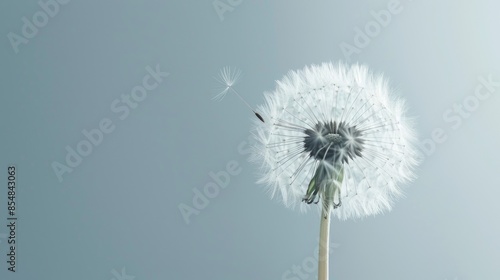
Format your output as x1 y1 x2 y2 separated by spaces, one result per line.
251 62 419 219
250 62 419 280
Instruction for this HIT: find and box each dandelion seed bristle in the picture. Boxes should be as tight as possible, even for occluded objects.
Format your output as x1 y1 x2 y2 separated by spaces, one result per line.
212 66 242 102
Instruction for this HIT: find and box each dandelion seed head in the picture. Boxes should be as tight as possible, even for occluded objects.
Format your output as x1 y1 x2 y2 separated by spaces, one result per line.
250 62 419 220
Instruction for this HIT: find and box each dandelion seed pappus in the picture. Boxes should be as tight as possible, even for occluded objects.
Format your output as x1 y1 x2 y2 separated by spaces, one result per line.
213 66 265 123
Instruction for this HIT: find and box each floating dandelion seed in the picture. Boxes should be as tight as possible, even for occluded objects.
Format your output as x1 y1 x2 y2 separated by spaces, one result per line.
213 66 242 101
213 66 265 122
250 62 419 280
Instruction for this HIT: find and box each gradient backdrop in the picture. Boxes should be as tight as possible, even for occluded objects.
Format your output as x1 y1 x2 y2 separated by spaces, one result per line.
1 1 499 280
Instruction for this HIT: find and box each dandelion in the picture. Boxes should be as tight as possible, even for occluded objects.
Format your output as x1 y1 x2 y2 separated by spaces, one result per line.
250 62 419 280
212 66 242 101
213 66 265 122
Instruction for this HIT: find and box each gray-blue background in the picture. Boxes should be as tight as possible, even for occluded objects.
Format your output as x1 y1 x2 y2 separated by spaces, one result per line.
1 1 499 279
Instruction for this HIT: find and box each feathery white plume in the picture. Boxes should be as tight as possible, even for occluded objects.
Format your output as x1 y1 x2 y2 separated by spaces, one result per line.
213 66 242 101
251 62 419 220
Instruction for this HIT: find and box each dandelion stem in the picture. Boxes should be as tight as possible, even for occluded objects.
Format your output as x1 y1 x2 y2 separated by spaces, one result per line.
318 203 331 280
317 164 343 280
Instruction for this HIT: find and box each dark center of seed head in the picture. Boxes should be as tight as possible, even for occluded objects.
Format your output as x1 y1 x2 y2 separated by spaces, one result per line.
303 121 364 164
325 133 342 144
